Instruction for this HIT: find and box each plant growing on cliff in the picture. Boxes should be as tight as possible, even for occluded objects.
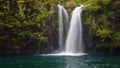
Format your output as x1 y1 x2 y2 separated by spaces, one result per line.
0 0 59 54
82 0 120 52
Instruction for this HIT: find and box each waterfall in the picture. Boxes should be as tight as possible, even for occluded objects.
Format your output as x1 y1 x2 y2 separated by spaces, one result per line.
65 5 84 53
58 4 84 54
58 5 68 52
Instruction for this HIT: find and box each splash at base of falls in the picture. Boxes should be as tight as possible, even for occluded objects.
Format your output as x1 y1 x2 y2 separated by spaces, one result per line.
39 53 87 56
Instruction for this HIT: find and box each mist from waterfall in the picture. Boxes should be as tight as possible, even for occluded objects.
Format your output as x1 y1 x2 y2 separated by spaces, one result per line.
58 4 84 54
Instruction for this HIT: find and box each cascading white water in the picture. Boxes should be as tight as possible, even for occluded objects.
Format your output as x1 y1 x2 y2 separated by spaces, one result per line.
58 5 68 52
58 4 84 54
41 5 86 56
65 5 84 53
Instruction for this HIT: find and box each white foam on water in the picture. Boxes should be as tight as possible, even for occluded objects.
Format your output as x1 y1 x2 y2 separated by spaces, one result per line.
39 52 87 56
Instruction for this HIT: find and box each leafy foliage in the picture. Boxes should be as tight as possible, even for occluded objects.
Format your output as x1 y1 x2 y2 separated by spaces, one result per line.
0 0 59 54
81 0 120 52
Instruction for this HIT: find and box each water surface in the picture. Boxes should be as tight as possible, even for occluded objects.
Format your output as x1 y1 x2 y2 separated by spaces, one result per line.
0 54 120 68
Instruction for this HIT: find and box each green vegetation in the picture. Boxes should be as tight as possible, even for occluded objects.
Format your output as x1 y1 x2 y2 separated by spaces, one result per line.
0 0 119 54
0 0 59 54
81 0 120 52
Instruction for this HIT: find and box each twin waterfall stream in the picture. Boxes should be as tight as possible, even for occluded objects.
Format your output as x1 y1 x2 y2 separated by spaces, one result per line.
58 4 84 54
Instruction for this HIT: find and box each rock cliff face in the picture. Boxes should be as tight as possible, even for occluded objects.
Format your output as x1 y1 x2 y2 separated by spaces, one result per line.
83 24 95 53
0 1 119 55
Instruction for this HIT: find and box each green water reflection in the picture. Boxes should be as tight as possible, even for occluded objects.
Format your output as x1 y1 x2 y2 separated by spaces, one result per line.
0 55 120 68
